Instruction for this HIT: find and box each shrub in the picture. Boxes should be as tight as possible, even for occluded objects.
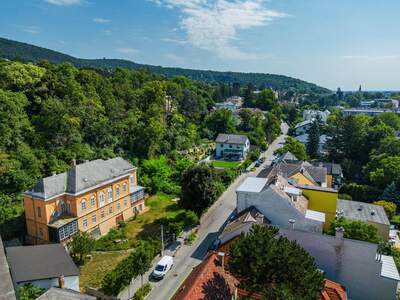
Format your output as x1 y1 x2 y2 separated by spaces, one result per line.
94 227 130 251
184 232 197 245
329 217 380 243
132 283 152 300
247 148 261 161
338 193 352 200
69 232 94 265
373 200 397 219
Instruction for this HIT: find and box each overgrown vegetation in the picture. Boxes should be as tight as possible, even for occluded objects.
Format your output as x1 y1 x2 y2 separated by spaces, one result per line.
18 283 45 300
328 218 380 243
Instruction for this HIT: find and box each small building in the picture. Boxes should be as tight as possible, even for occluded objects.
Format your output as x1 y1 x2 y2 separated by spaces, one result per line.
303 110 330 123
312 162 343 189
337 199 390 239
37 287 95 300
23 157 147 243
6 244 79 291
215 134 250 161
215 101 237 113
342 108 389 117
294 120 313 136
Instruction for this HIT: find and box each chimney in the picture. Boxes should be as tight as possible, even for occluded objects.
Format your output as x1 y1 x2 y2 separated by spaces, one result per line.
371 210 376 216
335 227 345 240
217 252 225 267
288 219 295 230
72 159 76 166
58 274 65 289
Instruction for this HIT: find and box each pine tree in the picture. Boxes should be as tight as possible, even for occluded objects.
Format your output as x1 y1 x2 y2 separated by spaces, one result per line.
381 181 400 206
307 120 320 158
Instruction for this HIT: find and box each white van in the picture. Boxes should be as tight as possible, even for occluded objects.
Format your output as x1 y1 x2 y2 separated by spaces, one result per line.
152 255 173 279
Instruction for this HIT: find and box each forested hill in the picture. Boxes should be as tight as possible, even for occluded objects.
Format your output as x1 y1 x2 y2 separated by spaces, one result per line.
0 37 329 94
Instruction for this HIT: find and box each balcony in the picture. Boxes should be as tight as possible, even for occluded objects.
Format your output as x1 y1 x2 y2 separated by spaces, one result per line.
130 185 146 205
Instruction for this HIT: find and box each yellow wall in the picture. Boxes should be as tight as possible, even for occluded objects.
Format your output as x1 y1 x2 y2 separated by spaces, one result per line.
290 173 316 186
302 188 338 231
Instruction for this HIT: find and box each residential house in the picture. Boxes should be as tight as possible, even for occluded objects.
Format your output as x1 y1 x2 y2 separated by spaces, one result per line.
280 228 400 300
215 101 237 113
23 157 147 244
337 200 390 239
342 108 392 117
37 288 95 300
6 244 79 291
294 119 313 136
273 151 299 164
295 134 328 155
303 109 330 123
312 162 344 189
236 177 325 233
0 236 16 300
215 134 250 161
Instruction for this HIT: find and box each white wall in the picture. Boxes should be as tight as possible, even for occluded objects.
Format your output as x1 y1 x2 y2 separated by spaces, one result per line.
236 188 323 233
17 275 79 292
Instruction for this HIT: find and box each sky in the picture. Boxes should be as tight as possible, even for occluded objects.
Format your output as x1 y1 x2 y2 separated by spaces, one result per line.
1 0 400 90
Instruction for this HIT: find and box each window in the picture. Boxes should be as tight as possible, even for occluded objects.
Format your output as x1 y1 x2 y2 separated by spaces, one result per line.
109 205 113 214
81 199 87 211
99 192 105 208
90 196 96 207
131 189 145 203
107 188 113 203
92 213 97 224
101 210 105 219
117 202 121 210
37 207 42 218
123 183 127 192
58 221 78 241
83 218 88 228
60 201 66 214
116 185 120 197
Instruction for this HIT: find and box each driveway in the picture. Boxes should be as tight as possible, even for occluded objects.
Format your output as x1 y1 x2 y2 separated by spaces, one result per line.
119 123 288 300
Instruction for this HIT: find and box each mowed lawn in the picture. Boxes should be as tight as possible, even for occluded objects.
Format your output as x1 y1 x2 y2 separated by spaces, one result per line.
79 193 183 291
212 160 241 169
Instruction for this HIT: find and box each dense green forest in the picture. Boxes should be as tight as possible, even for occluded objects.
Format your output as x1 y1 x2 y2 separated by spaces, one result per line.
0 37 329 94
0 59 282 239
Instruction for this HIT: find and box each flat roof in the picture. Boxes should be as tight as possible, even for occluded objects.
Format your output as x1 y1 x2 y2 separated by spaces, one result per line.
337 199 390 226
236 177 267 193
297 184 338 193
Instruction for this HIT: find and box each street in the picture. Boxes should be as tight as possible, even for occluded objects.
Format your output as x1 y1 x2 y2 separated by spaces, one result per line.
119 123 288 300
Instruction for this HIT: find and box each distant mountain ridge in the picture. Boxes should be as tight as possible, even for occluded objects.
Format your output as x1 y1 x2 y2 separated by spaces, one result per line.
0 37 330 93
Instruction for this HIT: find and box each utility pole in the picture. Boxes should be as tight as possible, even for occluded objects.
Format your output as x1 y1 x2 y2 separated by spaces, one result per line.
161 224 164 256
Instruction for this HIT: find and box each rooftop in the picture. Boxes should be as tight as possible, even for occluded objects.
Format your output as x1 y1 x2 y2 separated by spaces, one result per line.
337 199 390 226
294 119 313 129
25 157 135 200
236 177 267 193
6 244 79 283
297 184 338 193
0 237 16 300
37 288 95 300
215 133 248 145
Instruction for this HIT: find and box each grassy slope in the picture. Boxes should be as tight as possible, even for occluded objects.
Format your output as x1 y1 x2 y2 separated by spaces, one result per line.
212 160 241 169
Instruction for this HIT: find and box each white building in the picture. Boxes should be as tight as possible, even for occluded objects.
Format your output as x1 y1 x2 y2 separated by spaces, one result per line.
293 119 313 136
215 134 250 161
302 110 330 123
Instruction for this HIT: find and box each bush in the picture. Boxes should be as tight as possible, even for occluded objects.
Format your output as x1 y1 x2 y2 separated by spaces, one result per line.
184 232 197 245
338 193 352 200
132 283 152 300
391 215 400 227
247 148 260 161
373 200 397 219
94 227 131 251
329 217 380 243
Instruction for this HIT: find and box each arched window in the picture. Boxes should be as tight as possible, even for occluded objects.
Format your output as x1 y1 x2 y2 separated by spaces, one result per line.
99 192 105 208
123 183 127 193
90 196 96 207
81 199 87 211
116 185 120 197
107 188 113 203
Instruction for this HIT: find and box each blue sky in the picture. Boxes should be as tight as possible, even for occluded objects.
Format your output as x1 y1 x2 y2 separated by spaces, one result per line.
1 0 400 90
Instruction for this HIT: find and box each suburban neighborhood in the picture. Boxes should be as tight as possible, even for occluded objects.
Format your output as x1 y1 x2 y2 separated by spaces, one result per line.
1 1 400 300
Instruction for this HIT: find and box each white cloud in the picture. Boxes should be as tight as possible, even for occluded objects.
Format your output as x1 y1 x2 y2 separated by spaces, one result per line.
22 26 40 34
161 37 189 45
45 0 82 6
342 54 400 61
93 18 111 24
116 48 139 55
152 0 285 60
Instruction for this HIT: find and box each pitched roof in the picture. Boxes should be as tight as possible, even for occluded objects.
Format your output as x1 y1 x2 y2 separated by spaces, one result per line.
337 200 390 226
312 162 342 176
171 252 239 300
275 161 327 185
25 157 135 200
37 288 95 300
294 119 313 129
280 151 298 162
215 133 248 145
320 279 347 300
6 244 79 283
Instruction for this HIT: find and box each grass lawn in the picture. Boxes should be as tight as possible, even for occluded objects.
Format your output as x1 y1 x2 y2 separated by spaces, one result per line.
79 193 183 290
80 252 130 291
212 160 241 169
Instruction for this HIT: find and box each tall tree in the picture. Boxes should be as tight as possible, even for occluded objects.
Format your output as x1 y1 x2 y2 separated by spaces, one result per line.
228 225 324 299
307 121 320 158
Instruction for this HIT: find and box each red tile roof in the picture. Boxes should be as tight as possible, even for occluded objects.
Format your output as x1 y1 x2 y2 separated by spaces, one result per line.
320 279 347 300
171 251 239 300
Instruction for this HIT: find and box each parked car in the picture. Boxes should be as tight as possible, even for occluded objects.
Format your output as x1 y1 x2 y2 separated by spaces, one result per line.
152 255 173 279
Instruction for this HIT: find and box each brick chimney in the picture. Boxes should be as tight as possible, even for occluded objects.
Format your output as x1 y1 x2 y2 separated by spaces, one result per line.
58 274 65 289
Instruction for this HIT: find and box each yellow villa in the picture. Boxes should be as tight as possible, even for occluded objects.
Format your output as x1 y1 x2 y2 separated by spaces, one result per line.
23 157 147 244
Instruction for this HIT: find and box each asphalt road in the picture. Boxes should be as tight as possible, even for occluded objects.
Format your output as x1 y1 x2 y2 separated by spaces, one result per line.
120 123 288 300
